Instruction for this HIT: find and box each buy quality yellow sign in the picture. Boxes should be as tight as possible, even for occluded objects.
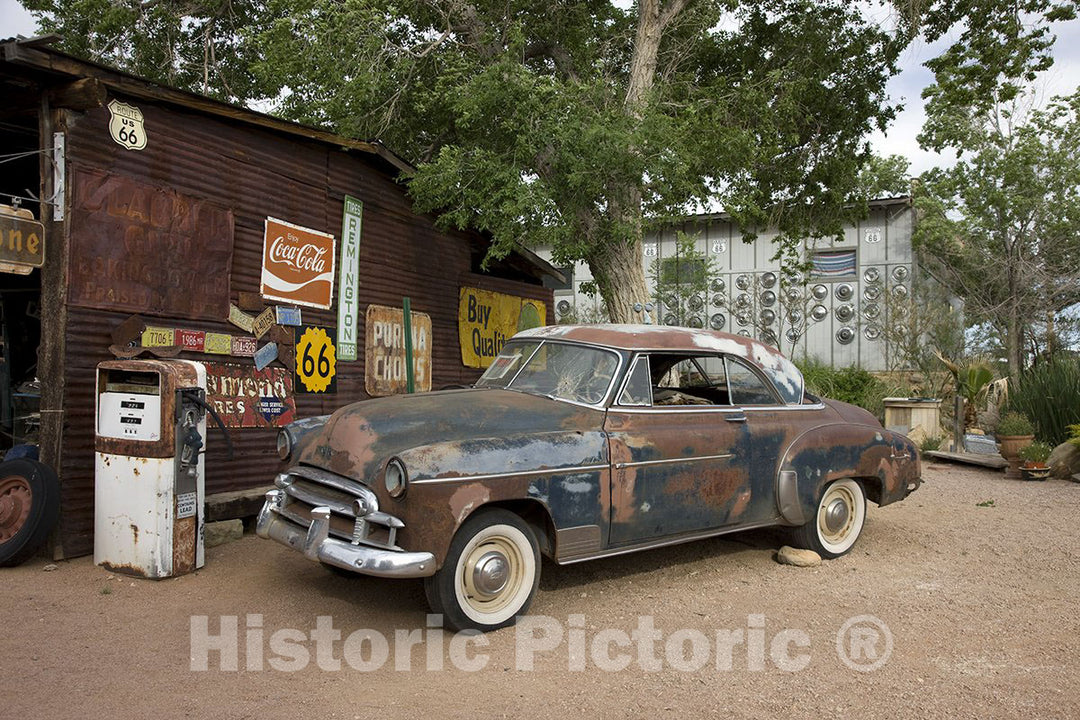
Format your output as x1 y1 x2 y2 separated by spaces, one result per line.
458 287 545 368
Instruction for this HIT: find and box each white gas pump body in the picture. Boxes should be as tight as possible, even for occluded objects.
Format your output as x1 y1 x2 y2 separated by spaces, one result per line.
94 359 207 579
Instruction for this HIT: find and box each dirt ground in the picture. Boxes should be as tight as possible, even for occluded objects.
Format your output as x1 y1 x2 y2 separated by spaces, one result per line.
2 461 1078 719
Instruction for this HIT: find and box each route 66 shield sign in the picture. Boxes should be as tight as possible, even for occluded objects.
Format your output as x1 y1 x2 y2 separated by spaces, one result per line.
107 99 147 151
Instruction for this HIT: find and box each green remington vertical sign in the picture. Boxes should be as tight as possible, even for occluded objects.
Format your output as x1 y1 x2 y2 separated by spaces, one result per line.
337 195 363 361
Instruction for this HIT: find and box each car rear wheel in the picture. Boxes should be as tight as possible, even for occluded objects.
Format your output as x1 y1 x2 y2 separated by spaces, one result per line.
790 478 866 559
424 509 540 632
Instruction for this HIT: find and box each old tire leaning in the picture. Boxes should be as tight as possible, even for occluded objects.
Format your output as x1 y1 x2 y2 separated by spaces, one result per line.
0 459 60 567
790 478 866 559
424 509 539 632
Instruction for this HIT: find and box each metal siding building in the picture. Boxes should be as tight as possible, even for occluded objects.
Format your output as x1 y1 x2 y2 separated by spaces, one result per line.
542 198 915 371
0 39 557 559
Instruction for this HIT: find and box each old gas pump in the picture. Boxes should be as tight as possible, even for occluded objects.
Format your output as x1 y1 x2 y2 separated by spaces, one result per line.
94 359 227 578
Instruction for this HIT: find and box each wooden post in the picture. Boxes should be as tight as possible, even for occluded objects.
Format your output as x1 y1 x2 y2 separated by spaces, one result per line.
403 297 415 394
954 395 964 453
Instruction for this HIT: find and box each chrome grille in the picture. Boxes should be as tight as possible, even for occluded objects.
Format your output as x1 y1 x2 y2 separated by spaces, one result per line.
276 465 403 550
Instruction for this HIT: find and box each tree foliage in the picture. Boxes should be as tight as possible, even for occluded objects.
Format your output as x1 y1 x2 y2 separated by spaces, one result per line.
251 0 903 321
896 0 1079 153
898 0 1080 376
21 0 903 322
25 0 1076 335
21 0 270 104
913 90 1080 377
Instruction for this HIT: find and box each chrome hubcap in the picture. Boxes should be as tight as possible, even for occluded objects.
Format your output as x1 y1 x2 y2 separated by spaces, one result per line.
471 550 510 598
824 498 849 533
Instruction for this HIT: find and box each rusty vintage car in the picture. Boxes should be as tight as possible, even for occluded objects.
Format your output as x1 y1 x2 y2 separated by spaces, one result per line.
257 325 921 631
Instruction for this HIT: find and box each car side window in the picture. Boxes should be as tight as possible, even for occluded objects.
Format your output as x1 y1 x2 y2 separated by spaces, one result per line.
650 354 731 406
726 357 780 405
618 355 652 406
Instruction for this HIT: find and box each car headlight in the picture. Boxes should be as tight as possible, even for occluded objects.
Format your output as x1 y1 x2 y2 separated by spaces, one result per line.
384 458 408 499
276 428 293 461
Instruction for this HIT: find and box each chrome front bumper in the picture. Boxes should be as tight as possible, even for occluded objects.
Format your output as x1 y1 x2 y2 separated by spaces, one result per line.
256 489 436 578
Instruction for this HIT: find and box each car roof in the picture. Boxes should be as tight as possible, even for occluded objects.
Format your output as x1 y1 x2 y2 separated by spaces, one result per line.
513 324 806 404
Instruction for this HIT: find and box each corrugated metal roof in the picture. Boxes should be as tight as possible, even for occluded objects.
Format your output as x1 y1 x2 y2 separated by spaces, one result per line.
0 37 565 285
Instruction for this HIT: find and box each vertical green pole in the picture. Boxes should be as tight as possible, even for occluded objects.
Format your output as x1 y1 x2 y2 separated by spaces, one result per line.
403 297 415 394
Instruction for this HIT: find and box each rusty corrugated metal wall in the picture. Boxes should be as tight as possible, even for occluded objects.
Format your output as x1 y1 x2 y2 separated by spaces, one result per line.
55 94 552 558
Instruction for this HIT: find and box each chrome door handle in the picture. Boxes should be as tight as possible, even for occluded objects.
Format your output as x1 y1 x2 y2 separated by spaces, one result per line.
726 414 747 423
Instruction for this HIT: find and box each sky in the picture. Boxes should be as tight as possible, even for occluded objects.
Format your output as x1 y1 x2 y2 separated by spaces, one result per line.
2 0 1078 177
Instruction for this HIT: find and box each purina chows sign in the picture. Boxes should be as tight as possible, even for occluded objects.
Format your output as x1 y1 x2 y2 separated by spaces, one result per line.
260 217 336 310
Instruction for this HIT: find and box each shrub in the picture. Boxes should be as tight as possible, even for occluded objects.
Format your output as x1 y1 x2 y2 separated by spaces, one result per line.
996 411 1034 436
797 358 902 421
919 435 943 452
1017 441 1052 464
1007 359 1080 446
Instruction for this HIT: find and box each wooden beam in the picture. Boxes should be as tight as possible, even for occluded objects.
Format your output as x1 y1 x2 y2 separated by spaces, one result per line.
38 100 70 559
48 78 106 111
924 451 1008 469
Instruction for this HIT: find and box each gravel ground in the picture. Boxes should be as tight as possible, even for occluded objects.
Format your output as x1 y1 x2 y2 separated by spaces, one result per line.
2 461 1078 719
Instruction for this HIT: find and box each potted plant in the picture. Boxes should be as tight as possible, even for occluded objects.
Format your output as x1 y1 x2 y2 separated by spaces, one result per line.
1018 441 1052 481
996 411 1035 479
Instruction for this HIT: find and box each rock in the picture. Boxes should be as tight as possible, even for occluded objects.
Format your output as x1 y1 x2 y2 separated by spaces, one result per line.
1049 442 1080 479
42 564 58 572
204 519 244 548
776 546 822 568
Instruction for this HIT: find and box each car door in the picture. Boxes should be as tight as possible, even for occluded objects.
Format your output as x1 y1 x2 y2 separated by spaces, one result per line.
604 353 763 546
723 355 812 522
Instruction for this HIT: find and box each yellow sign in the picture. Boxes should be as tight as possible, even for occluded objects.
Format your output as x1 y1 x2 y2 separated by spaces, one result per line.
141 327 175 347
296 326 337 393
458 287 546 368
0 211 45 271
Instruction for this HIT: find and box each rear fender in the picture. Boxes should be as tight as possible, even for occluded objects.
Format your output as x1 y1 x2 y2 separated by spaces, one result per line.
776 423 919 525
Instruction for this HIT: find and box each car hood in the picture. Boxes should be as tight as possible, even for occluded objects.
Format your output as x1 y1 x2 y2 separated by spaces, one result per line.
296 388 607 484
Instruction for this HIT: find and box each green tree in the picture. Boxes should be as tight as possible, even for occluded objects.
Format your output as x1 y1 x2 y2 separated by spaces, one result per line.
649 233 713 327
913 91 1080 378
21 0 270 104
899 0 1079 378
249 0 905 322
855 153 911 201
897 0 1079 154
28 1 1071 327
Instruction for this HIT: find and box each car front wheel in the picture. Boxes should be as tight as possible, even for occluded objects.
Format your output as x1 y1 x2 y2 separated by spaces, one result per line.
424 509 540 632
790 478 866 559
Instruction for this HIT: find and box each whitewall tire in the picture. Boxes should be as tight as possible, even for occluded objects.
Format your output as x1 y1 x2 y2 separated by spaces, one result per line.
424 509 540 632
791 478 867 558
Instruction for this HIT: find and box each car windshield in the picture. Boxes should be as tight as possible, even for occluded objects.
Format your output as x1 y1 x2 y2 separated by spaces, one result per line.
476 340 619 405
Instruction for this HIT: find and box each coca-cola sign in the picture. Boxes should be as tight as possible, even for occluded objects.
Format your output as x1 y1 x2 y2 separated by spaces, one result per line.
260 217 336 309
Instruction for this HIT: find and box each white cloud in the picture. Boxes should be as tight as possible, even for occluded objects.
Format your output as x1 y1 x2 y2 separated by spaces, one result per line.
870 17 1080 177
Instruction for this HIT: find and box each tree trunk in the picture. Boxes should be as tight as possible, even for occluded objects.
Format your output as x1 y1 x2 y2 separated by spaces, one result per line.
587 235 652 324
584 0 686 325
1006 259 1022 379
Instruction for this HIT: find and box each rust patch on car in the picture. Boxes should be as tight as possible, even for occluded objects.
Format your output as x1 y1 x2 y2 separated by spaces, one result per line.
448 483 492 525
607 438 637 524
